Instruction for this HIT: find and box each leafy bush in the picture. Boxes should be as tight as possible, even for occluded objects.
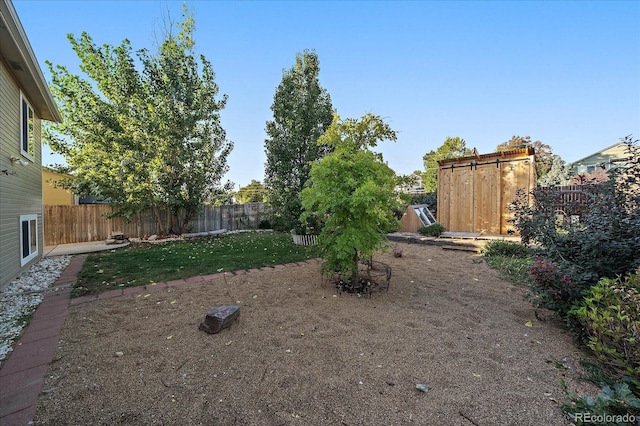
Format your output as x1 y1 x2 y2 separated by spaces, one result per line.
482 240 534 258
568 274 640 376
409 192 437 211
417 223 446 237
258 219 272 229
527 258 580 317
509 137 640 309
561 377 640 424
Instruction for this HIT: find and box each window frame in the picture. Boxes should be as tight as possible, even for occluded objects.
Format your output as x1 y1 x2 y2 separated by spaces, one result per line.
20 214 39 266
20 92 35 162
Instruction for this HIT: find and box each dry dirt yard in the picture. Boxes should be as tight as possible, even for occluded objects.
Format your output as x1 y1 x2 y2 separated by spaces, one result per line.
34 242 596 425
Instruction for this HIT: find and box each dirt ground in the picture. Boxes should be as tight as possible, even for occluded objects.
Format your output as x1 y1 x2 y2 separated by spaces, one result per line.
34 242 596 425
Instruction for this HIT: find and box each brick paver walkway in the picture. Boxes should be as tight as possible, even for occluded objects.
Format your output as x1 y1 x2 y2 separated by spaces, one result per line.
0 255 86 425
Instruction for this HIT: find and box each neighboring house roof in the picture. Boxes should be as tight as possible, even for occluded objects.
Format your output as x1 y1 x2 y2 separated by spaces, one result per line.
0 0 61 123
396 172 424 194
42 166 72 181
570 142 630 166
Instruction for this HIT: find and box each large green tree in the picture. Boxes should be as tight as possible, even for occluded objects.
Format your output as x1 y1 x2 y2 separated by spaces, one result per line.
236 180 267 204
422 137 472 192
301 114 402 289
537 155 572 187
46 7 232 234
264 50 333 232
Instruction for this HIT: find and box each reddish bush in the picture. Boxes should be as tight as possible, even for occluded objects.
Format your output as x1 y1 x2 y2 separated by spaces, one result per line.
528 258 579 316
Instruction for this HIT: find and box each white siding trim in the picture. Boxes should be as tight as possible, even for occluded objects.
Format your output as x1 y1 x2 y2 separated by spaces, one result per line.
20 91 35 162
19 213 38 266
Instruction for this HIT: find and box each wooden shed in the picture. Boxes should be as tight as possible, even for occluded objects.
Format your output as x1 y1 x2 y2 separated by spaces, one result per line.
437 147 536 235
399 204 437 233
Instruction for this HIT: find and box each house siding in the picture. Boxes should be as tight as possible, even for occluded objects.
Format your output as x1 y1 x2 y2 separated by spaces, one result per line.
570 143 630 175
0 60 44 289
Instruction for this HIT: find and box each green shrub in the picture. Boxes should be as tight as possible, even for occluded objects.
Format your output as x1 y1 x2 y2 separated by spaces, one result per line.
509 137 640 305
568 273 640 377
409 192 437 211
417 223 446 237
482 240 533 258
527 258 581 317
561 378 640 424
258 219 272 229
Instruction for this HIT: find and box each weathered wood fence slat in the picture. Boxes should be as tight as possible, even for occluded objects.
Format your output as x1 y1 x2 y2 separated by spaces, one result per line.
538 185 594 216
551 185 591 205
44 203 268 245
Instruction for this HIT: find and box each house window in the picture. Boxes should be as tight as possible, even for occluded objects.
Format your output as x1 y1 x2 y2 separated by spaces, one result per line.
20 93 35 160
20 214 38 266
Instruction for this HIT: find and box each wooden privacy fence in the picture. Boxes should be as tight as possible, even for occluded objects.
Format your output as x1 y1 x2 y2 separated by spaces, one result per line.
44 203 268 245
537 184 598 217
549 185 592 212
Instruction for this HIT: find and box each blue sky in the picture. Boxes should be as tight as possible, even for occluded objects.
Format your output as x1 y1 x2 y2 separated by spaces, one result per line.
13 0 640 188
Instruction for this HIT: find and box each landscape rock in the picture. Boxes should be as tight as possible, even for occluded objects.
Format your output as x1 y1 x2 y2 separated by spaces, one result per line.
148 234 158 241
110 231 127 240
415 384 429 393
393 243 403 258
183 231 210 239
105 239 126 245
199 305 240 334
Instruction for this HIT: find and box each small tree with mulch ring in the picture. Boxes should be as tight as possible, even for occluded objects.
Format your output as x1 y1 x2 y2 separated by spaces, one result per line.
301 113 401 292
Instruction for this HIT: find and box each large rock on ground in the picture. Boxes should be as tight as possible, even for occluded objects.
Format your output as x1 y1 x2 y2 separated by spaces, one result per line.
199 305 240 334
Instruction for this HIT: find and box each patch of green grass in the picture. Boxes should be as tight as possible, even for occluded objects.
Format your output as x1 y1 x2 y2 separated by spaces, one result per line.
481 240 538 287
484 255 533 287
72 231 317 297
579 358 619 387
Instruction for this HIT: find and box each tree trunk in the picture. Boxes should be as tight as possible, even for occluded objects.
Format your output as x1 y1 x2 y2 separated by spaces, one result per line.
181 208 193 235
151 204 167 235
167 212 176 235
351 249 360 288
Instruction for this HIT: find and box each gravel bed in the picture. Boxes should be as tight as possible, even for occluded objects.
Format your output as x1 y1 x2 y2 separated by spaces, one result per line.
33 245 597 425
0 255 71 366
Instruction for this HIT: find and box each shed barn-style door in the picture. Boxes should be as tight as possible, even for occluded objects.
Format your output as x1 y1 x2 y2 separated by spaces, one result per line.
437 148 536 235
450 166 473 232
438 163 500 234
474 163 501 234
